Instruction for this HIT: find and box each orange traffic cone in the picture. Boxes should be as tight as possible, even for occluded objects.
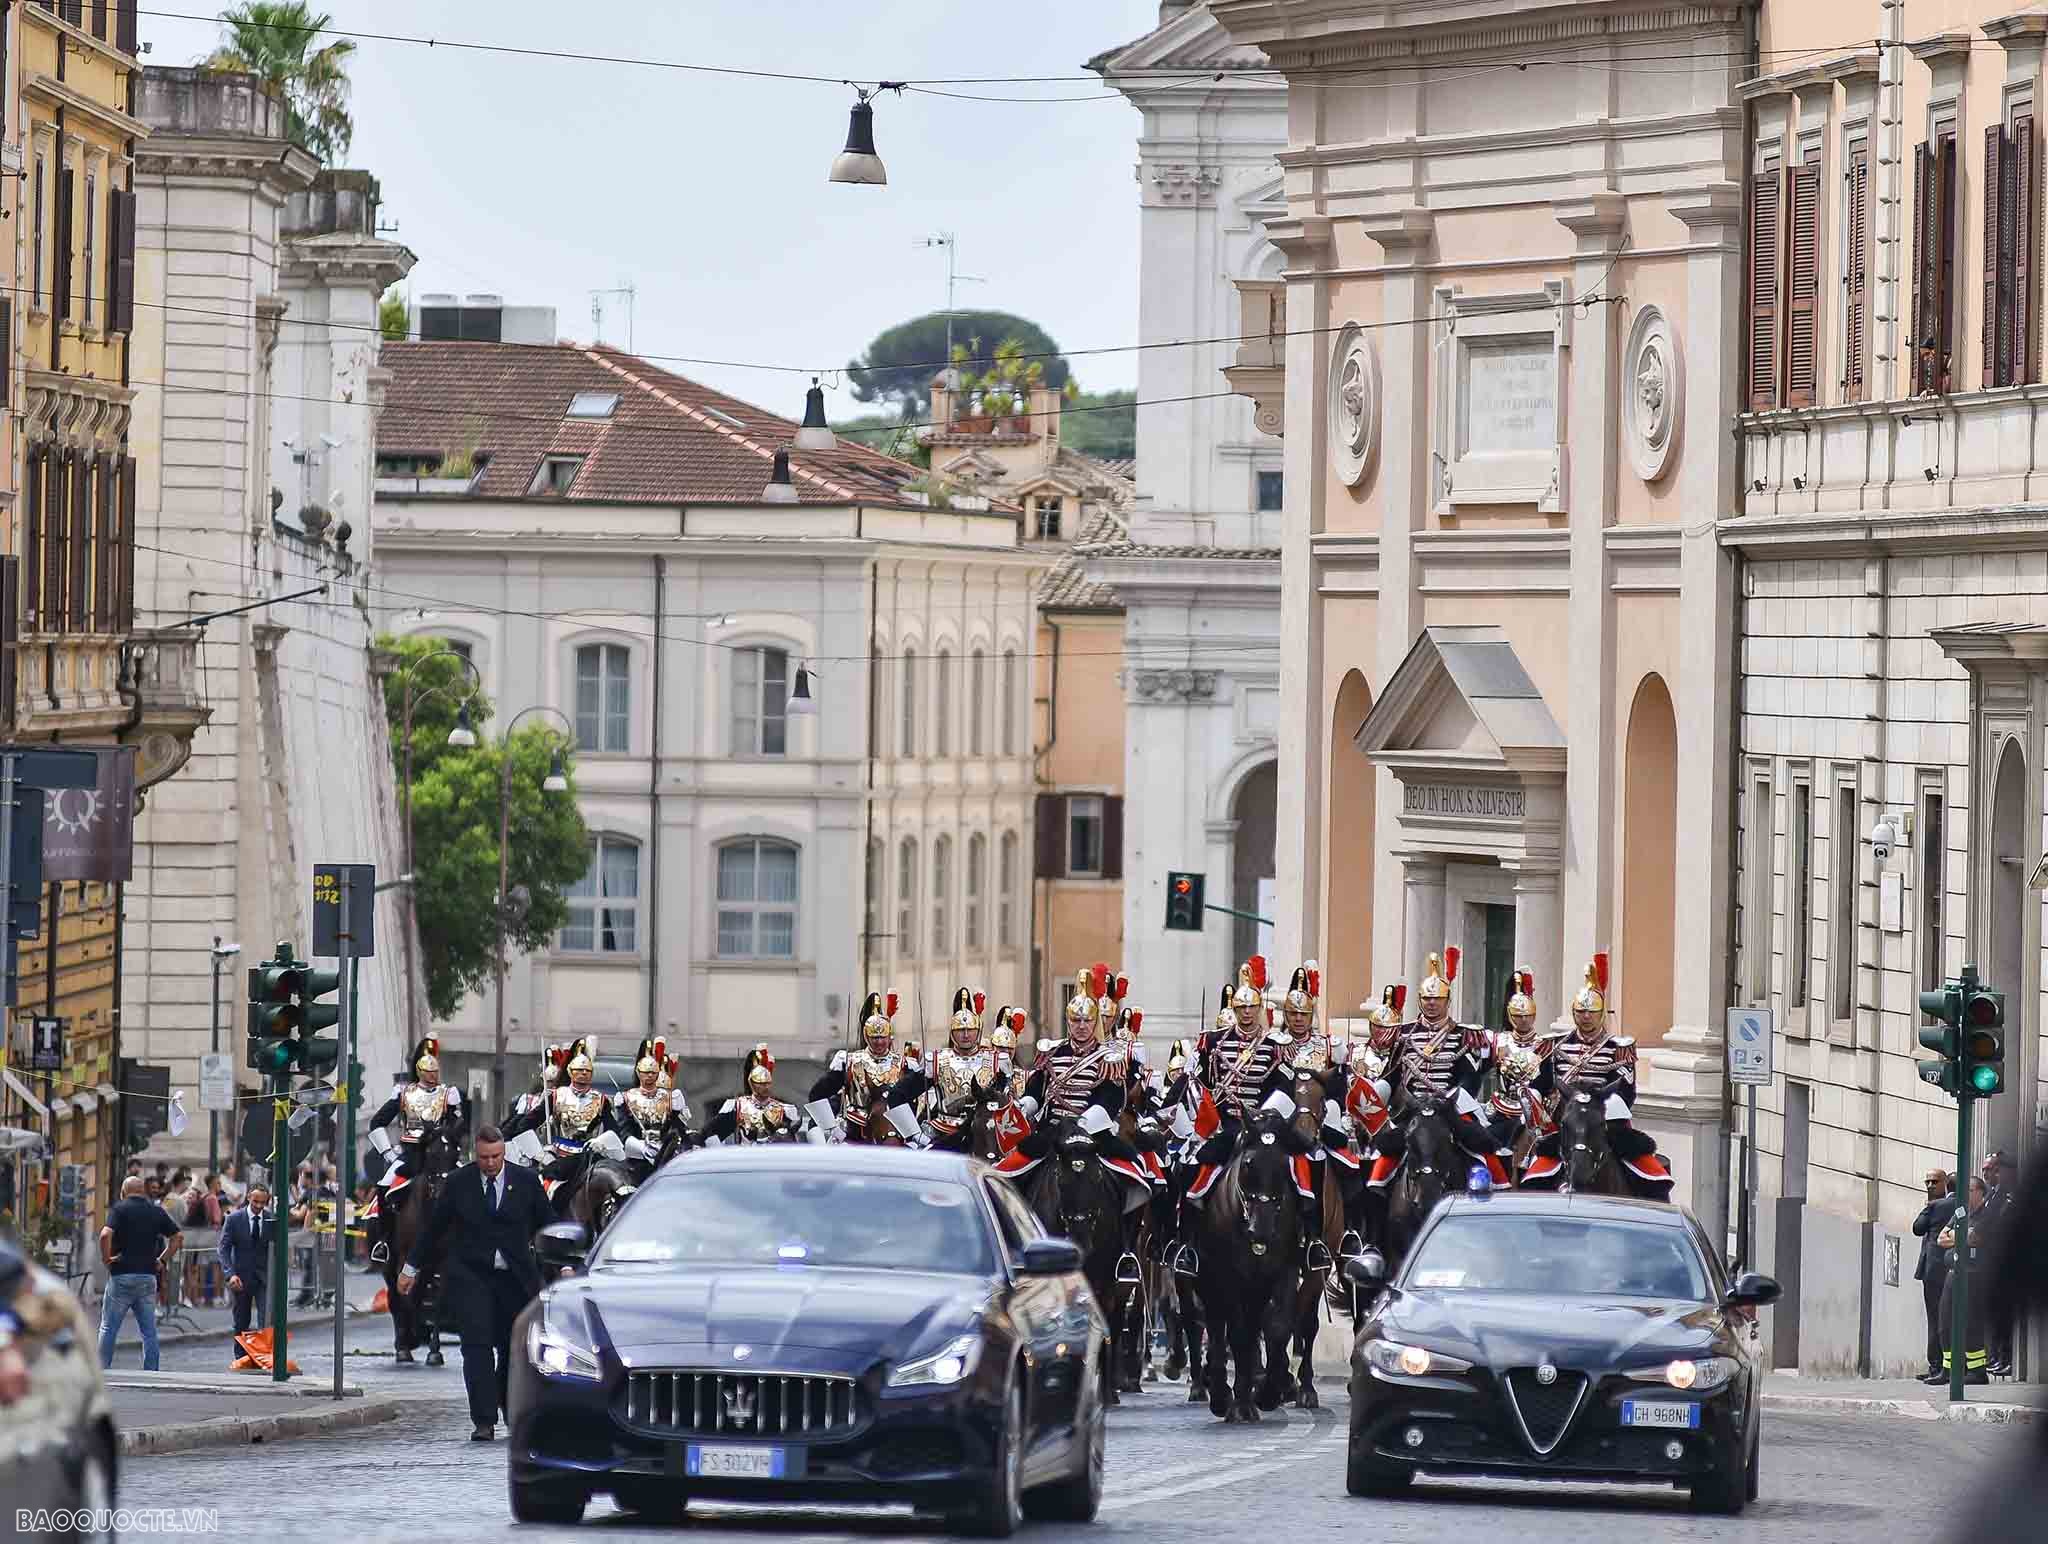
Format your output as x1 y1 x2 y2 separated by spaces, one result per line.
228 1327 302 1375
370 1287 389 1314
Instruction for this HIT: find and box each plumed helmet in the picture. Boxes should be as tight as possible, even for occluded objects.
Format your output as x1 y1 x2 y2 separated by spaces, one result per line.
635 1037 660 1076
1367 984 1406 1030
1284 961 1321 1014
1097 969 1129 1023
951 987 986 1035
1233 954 1269 1009
565 1037 595 1074
989 1006 1023 1053
743 1042 775 1088
1214 982 1235 1031
1066 966 1103 1024
410 1037 440 1076
1420 949 1459 1002
1167 1037 1194 1074
1505 968 1537 1023
1572 953 1610 1016
860 990 899 1043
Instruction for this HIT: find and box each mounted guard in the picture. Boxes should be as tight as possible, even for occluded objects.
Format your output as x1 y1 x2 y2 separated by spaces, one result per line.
613 1036 689 1173
1366 949 1504 1195
704 1043 807 1143
924 987 992 1151
536 1037 609 1213
365 1036 466 1265
1521 954 1675 1198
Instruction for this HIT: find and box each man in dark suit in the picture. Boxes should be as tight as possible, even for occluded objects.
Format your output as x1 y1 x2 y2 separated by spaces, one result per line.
399 1125 551 1441
1910 1169 1952 1383
216 1183 274 1358
1981 1150 2018 1375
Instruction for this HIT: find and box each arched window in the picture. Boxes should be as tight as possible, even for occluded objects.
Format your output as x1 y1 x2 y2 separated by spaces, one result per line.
965 832 987 952
731 645 789 756
558 835 639 953
998 831 1018 951
715 838 800 959
573 642 630 752
897 837 919 960
931 834 952 955
970 648 988 756
1000 647 1019 756
864 837 883 950
900 646 919 757
935 648 954 757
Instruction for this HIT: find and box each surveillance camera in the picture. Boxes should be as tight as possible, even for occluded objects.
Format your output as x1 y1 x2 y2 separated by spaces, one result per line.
320 433 343 450
1869 817 1898 867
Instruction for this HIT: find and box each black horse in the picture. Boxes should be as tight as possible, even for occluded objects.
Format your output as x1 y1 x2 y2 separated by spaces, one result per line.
1194 1115 1301 1423
1554 1079 1635 1197
1383 1096 1460 1273
382 1125 459 1365
1024 1122 1143 1406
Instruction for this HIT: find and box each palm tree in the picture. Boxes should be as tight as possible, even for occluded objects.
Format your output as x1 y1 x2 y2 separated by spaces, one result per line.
205 3 357 164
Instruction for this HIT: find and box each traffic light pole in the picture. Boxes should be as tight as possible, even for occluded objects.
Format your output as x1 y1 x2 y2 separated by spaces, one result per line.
270 1077 290 1383
1950 1087 1973 1404
332 870 356 1399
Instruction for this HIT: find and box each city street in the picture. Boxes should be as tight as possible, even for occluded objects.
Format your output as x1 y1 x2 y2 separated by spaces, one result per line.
115 1319 2020 1542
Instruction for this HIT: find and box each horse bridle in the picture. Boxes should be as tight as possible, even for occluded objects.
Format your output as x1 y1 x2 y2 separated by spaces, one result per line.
1562 1088 1612 1186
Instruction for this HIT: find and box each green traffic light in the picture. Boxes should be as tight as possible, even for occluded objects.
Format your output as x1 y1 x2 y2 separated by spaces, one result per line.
1970 1063 2003 1094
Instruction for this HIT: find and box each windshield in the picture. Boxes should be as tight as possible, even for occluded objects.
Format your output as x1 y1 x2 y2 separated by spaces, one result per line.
591 1169 997 1276
1405 1214 1707 1300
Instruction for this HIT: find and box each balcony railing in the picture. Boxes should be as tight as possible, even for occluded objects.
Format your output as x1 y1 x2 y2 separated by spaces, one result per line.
1221 278 1285 437
122 629 210 788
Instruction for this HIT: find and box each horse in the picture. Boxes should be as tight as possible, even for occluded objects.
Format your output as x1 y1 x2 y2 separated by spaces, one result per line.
1383 1095 1460 1274
1194 1114 1301 1423
964 1081 1025 1165
1555 1079 1635 1197
1260 1061 1354 1411
383 1125 459 1366
1024 1121 1144 1406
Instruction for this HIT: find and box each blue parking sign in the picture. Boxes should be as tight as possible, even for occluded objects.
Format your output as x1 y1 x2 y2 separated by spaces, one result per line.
1725 1008 1773 1085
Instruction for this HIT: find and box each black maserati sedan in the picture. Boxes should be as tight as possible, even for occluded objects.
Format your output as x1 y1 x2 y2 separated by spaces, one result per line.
507 1144 1108 1534
1343 1190 1779 1514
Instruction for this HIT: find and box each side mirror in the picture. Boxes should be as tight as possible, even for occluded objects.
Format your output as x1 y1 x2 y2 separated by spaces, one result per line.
535 1220 591 1270
1725 1271 1781 1309
1343 1250 1388 1287
1018 1238 1085 1276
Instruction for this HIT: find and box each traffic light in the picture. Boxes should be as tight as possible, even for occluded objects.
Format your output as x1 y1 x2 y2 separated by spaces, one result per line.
247 942 302 1076
292 964 343 1078
1165 871 1205 932
1917 981 1963 1095
1963 985 2006 1097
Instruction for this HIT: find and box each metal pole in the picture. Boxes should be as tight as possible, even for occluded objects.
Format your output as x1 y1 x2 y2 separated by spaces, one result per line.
209 943 221 1175
492 754 511 1118
1745 1083 1758 1272
332 871 354 1399
1202 902 1276 927
1950 960 1977 1403
270 1080 290 1383
0 755 15 1177
402 697 417 1050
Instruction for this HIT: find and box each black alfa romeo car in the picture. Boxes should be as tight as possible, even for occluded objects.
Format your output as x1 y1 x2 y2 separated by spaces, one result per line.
507 1145 1108 1534
1343 1190 1779 1514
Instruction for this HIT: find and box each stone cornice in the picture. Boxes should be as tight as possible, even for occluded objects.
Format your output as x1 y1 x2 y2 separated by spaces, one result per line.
281 235 416 292
1276 105 1742 173
23 72 147 143
1984 12 2048 47
1719 505 2048 557
1212 0 1748 64
136 135 319 197
1738 48 1879 101
1907 33 1974 69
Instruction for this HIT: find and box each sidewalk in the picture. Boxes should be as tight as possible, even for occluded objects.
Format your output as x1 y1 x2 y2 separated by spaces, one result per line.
112 1381 401 1456
1764 1370 2048 1424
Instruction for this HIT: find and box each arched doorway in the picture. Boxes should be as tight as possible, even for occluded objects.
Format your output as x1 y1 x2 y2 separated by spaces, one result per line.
1985 736 2026 1164
1327 671 1376 1013
1620 674 1678 1047
1231 762 1278 966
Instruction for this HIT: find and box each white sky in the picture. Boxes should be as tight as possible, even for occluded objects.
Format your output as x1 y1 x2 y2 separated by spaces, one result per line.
144 1 1164 413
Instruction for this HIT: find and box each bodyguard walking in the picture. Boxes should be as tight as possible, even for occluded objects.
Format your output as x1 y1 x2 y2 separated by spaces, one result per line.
96 1176 183 1369
398 1124 551 1442
216 1183 274 1355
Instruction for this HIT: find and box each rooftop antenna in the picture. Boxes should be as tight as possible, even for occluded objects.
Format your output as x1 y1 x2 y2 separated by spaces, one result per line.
590 280 637 352
918 233 983 394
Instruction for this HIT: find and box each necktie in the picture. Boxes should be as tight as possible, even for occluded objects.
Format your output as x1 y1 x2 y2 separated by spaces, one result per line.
489 1174 501 1213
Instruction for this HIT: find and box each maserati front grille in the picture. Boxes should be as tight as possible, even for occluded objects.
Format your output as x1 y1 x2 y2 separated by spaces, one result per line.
621 1371 860 1438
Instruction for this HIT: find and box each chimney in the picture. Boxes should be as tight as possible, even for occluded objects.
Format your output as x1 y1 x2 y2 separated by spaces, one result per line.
930 367 960 431
1030 385 1063 450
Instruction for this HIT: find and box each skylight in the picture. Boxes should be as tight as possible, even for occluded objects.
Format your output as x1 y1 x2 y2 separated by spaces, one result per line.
567 391 621 419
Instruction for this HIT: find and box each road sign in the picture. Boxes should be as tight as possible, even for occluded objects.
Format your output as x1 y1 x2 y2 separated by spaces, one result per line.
1726 1007 1774 1086
311 863 375 957
28 1015 62 1072
198 1052 235 1112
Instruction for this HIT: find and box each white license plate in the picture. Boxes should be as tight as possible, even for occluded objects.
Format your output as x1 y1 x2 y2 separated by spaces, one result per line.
1621 1399 1700 1430
686 1444 788 1479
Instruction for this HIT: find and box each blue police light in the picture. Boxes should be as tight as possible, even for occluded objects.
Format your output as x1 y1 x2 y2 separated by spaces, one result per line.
1466 1163 1495 1197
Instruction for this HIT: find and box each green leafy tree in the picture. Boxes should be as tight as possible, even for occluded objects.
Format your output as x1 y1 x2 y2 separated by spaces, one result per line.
204 2 357 164
380 635 589 1021
379 285 409 342
847 311 1070 418
1061 388 1137 462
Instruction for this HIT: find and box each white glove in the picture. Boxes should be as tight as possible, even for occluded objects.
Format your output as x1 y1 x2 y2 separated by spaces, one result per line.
1019 1096 1041 1121
367 1127 395 1156
829 1049 848 1072
1131 1042 1148 1064
623 1137 651 1162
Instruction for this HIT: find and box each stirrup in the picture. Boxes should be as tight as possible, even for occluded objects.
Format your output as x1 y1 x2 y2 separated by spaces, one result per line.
369 1241 390 1265
1305 1238 1333 1274
1172 1243 1201 1279
1338 1230 1363 1260
1115 1252 1142 1286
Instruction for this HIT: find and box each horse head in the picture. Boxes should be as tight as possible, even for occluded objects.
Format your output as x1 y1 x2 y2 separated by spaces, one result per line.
1558 1080 1613 1191
1052 1125 1114 1248
1232 1115 1297 1260
1399 1097 1455 1219
969 1084 1017 1164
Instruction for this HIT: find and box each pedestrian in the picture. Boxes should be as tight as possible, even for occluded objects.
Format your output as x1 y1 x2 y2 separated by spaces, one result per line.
1936 1177 1992 1386
96 1175 183 1370
197 1173 226 1230
1981 1150 2018 1375
220 1163 247 1206
1913 1168 1953 1384
398 1125 551 1442
216 1184 273 1353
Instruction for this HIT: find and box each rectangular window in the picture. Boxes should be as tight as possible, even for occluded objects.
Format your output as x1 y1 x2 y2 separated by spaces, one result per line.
1067 795 1104 878
1843 139 1871 401
1920 788 1947 1007
558 836 639 954
54 166 72 322
897 839 918 960
731 645 789 756
716 839 799 959
931 836 951 955
1911 128 1960 395
574 642 630 753
900 647 919 756
1785 153 1821 407
998 831 1017 950
965 833 985 952
1747 162 1784 410
1790 781 1812 1013
1746 774 1772 1003
864 839 882 949
1256 470 1284 511
1035 498 1062 540
935 650 953 757
81 171 95 329
530 456 583 495
1982 112 2040 388
1000 648 1018 757
970 649 987 756
31 157 44 312
1830 781 1857 1025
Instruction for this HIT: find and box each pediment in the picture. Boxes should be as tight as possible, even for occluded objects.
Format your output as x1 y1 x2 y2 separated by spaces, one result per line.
1354 624 1565 774
1091 4 1270 76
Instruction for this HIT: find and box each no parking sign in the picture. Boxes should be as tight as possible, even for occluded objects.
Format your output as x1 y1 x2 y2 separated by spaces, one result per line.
1726 1008 1774 1086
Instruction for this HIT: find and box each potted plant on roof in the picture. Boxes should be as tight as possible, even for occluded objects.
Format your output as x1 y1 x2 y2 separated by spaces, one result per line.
981 338 1044 434
948 344 993 434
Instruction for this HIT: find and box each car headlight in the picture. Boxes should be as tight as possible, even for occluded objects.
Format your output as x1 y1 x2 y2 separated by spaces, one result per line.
1623 1355 1739 1393
887 1333 983 1388
1365 1339 1474 1379
524 1295 602 1381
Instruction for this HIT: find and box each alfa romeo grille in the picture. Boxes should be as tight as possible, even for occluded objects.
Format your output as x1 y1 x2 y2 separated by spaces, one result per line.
622 1371 859 1438
1502 1368 1588 1456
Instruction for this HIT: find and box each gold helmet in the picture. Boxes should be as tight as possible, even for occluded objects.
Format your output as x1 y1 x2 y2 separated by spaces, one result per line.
989 1006 1023 1054
1066 966 1105 1026
1367 984 1406 1031
1505 968 1537 1025
634 1036 665 1077
1232 955 1269 1010
409 1036 440 1077
565 1036 595 1075
1284 961 1320 1016
1419 949 1459 1002
1213 982 1235 1032
543 1044 565 1085
743 1042 775 1089
1167 1037 1194 1075
1097 968 1129 1027
859 990 899 1045
950 986 986 1036
1572 954 1610 1016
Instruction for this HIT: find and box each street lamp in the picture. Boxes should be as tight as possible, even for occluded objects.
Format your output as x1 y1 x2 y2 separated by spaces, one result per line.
397 648 484 1047
209 937 241 1174
492 705 576 1115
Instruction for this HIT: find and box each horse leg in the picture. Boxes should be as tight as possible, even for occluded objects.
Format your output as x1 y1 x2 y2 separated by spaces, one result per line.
1231 1295 1264 1424
1294 1290 1320 1409
1256 1283 1294 1410
1202 1284 1233 1419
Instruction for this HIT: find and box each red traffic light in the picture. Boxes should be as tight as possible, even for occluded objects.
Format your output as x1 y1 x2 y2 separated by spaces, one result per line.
1966 994 2003 1026
1174 877 1192 895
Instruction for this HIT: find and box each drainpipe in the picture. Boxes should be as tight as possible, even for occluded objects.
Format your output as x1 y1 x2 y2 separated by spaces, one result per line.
862 559 879 1014
1854 550 1893 1377
1033 614 1063 1031
646 555 664 1039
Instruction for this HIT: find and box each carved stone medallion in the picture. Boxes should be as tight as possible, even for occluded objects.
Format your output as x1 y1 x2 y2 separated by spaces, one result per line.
1623 304 1681 481
1329 324 1380 487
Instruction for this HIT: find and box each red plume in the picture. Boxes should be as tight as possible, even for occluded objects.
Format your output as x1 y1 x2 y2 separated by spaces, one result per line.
1443 946 1461 984
665 1055 679 1076
1307 968 1321 999
1592 952 1610 994
651 1037 666 1063
973 991 986 1015
1248 954 1267 991
1088 962 1109 998
1009 1009 1025 1033
549 1045 569 1070
1128 1009 1143 1035
1113 973 1129 1003
885 991 899 1018
1393 985 1407 1015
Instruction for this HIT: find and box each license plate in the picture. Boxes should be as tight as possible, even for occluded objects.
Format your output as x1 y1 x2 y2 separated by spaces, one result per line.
686 1444 790 1479
1621 1399 1700 1430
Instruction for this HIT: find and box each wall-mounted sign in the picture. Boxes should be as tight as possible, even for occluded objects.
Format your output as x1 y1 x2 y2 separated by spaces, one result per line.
1402 783 1527 820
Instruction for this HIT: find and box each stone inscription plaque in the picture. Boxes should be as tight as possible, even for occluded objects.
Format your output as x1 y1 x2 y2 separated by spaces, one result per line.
1403 782 1526 819
1464 339 1556 454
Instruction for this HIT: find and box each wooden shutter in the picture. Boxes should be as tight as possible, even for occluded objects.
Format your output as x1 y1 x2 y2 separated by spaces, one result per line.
1845 144 1870 401
1785 162 1821 406
90 0 105 40
0 299 12 410
1101 797 1124 881
2018 114 2039 385
67 448 90 632
21 447 42 630
109 189 134 335
1912 143 1937 392
91 452 113 631
117 454 136 630
53 168 72 323
1748 170 1784 410
0 557 17 733
115 0 137 55
1035 793 1063 878
1937 133 1959 392
43 452 66 632
1985 126 2017 388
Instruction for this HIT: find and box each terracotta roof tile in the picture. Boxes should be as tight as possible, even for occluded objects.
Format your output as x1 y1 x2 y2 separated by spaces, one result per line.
1038 506 1130 610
